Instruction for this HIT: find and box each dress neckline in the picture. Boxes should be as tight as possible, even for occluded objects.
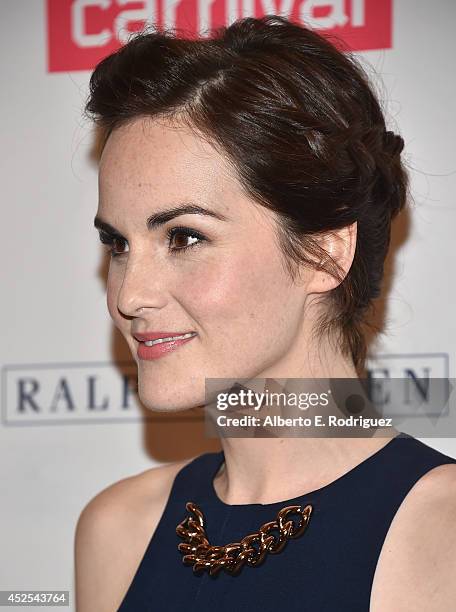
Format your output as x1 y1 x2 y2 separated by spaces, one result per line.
207 432 407 510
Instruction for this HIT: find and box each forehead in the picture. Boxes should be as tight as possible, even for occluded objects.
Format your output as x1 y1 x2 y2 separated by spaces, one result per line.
97 116 277 233
99 116 237 199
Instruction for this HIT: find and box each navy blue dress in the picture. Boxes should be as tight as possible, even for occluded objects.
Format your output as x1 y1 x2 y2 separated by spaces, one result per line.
117 432 456 611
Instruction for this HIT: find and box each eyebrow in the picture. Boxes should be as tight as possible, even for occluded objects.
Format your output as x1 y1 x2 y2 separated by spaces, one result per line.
93 203 229 236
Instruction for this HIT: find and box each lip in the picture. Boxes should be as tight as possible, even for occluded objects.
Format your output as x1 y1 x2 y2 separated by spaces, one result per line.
136 333 197 361
133 331 195 342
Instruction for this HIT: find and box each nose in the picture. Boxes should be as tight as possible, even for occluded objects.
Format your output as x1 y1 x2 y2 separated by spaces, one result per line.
116 254 168 317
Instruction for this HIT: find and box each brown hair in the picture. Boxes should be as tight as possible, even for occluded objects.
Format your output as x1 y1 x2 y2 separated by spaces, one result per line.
84 14 409 372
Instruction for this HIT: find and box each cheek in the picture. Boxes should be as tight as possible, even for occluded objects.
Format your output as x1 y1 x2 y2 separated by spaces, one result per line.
183 248 300 353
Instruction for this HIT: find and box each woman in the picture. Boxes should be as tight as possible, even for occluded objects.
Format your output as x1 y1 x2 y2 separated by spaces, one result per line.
75 15 456 611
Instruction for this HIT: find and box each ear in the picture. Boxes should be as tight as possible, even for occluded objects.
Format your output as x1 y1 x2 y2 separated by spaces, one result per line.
304 221 357 294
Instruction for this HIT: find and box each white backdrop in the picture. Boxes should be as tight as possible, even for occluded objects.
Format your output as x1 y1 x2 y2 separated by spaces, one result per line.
1 1 455 609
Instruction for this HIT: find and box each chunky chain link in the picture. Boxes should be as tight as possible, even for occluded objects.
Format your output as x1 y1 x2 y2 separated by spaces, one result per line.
176 501 313 576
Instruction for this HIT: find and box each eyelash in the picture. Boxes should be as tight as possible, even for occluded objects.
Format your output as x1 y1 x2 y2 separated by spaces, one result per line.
97 226 207 258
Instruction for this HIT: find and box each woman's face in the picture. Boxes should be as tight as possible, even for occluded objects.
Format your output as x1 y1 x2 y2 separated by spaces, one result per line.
96 116 317 412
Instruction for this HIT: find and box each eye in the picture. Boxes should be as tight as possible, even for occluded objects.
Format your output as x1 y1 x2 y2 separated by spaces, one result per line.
166 226 207 254
97 226 208 258
97 231 129 258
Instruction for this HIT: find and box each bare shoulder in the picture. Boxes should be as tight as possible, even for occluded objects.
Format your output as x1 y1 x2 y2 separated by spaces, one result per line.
370 462 456 612
74 455 196 612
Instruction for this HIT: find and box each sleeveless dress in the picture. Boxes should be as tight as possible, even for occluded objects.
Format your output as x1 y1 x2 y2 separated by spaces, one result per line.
117 432 456 611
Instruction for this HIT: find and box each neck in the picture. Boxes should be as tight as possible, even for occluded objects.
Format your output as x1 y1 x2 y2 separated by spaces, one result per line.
211 338 398 506
214 430 398 506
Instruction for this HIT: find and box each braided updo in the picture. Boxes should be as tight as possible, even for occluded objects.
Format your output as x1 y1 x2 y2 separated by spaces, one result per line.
85 14 409 371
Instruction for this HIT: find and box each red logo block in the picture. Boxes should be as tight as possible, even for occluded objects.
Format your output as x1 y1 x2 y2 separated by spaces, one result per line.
46 0 392 73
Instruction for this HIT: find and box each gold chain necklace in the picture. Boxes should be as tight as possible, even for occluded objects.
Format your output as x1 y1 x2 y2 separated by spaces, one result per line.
176 500 313 576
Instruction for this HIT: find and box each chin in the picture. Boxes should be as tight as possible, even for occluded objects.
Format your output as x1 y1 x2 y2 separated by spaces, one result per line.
137 381 206 413
141 401 194 413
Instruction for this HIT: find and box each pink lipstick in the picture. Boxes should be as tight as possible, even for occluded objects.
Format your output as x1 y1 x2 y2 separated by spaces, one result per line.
134 331 197 361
